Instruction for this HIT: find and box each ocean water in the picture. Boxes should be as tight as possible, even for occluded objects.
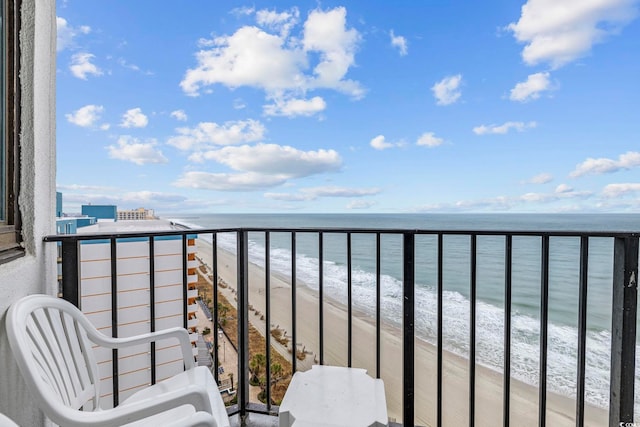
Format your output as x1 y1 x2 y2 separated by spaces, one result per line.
169 213 640 411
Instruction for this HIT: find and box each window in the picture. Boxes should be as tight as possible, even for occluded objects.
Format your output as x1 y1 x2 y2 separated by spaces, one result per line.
1 0 5 222
1 0 23 263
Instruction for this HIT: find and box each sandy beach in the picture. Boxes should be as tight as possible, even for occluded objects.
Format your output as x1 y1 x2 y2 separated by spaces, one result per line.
196 238 607 426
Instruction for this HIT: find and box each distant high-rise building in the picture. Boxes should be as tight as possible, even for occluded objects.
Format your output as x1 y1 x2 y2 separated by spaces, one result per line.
117 207 156 221
56 192 62 217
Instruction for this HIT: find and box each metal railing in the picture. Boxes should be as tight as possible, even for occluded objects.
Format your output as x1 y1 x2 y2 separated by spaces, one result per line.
45 227 639 427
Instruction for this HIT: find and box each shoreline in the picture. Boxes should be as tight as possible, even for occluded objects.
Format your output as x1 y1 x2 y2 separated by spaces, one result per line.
195 237 607 426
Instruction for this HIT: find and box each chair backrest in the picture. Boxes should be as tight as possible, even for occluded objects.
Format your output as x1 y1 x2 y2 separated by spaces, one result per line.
5 295 102 418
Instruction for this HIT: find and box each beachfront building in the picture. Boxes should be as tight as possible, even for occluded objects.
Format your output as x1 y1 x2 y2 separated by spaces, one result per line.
59 219 202 407
117 207 156 221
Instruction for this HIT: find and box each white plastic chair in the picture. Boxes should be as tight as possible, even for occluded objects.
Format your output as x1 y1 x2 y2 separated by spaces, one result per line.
5 294 230 427
0 413 19 427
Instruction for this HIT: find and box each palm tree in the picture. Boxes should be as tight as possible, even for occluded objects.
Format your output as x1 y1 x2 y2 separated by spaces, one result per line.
217 302 229 326
250 353 266 385
270 362 282 402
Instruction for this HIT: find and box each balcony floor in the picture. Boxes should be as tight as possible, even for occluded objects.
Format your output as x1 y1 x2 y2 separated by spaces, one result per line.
229 413 404 427
229 413 278 427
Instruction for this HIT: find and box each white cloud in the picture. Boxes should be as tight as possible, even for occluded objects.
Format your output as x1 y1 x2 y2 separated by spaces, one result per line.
233 98 247 109
117 58 140 72
347 200 375 209
602 183 640 197
455 190 593 211
180 6 364 103
230 6 256 18
57 184 117 192
414 188 592 212
390 30 408 56
256 7 300 36
107 136 168 165
57 16 90 52
117 58 151 75
70 53 103 80
510 72 552 102
526 172 554 184
458 198 512 210
305 186 380 197
570 151 640 177
120 191 188 205
263 96 326 117
170 110 188 121
263 192 311 201
120 108 149 128
555 183 573 193
415 197 513 212
303 7 363 96
416 132 444 147
182 26 305 95
507 0 638 68
189 143 342 178
519 189 592 203
65 104 104 128
473 121 537 135
432 74 462 105
265 186 380 201
167 119 266 151
174 171 288 191
370 135 405 150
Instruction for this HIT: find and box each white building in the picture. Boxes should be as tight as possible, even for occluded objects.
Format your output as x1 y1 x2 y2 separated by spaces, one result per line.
74 220 201 407
117 207 156 221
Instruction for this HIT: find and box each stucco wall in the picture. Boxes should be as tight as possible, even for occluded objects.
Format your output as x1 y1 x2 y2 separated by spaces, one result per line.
0 0 57 425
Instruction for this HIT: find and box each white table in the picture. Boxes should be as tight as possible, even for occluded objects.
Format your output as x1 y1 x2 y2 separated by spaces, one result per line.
278 365 388 427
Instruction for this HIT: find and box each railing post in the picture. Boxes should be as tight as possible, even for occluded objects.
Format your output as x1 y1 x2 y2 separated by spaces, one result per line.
182 235 188 329
237 230 250 420
265 232 272 412
576 236 589 427
609 236 639 426
110 237 119 407
212 233 219 384
403 232 415 427
60 239 80 307
149 236 156 385
503 235 512 427
291 232 297 374
539 235 549 427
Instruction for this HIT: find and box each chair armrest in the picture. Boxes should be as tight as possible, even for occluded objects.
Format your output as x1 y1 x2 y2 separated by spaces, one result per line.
87 327 195 369
51 384 215 427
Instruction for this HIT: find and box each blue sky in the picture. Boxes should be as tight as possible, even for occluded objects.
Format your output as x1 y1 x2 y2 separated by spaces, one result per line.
56 0 640 214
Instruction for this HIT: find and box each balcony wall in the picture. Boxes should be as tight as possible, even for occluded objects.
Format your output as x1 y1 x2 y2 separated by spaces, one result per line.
0 1 57 426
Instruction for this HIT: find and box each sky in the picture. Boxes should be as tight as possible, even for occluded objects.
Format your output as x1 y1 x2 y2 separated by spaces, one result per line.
56 0 640 215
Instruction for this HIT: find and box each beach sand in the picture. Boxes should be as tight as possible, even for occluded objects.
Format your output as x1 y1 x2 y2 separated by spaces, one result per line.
196 238 607 426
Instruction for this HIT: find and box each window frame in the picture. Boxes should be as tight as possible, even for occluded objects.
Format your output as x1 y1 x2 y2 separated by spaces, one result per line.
1 0 23 263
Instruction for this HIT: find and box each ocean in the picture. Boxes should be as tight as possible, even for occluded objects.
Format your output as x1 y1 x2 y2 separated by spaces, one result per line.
168 213 640 411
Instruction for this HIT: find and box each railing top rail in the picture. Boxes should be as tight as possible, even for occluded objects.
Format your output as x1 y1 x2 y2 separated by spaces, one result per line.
44 226 640 242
